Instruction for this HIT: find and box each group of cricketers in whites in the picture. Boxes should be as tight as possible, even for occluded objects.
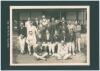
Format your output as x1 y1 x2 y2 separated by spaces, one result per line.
18 15 81 60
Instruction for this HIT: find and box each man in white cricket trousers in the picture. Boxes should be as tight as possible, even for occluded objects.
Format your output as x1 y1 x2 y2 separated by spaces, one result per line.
48 42 56 55
26 22 37 55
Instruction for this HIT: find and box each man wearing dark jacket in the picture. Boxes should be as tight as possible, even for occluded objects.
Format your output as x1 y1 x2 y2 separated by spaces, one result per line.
67 22 76 55
18 22 27 54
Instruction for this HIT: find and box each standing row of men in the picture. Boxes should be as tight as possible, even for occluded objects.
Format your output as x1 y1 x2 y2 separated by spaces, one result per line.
18 15 81 60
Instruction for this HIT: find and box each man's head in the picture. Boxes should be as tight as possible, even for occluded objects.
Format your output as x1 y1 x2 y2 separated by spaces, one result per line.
47 19 50 22
61 17 65 21
51 17 55 21
28 17 31 21
62 30 66 34
42 15 46 19
69 28 74 33
35 17 38 21
61 40 64 43
46 30 49 34
20 34 24 39
61 40 65 46
68 20 71 25
30 21 33 26
29 31 33 35
54 30 58 35
74 20 78 25
20 22 24 27
55 19 57 23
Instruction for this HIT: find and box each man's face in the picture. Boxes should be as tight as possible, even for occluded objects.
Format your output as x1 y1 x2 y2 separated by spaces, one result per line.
20 35 24 39
46 30 49 34
51 17 54 21
35 18 38 21
28 17 30 21
68 21 71 25
29 31 33 35
62 30 65 34
55 30 58 34
42 15 45 19
62 17 65 20
74 20 78 25
61 41 64 45
55 20 58 24
20 22 24 27
69 28 74 33
30 22 33 26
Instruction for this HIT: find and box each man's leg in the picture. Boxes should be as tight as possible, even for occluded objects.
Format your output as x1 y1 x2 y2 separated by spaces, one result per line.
64 44 69 54
33 52 47 60
78 38 81 52
42 52 48 57
28 45 31 55
21 39 25 54
63 53 71 60
19 37 24 54
75 38 78 52
19 40 22 53
51 45 55 54
53 53 62 59
71 42 75 55
33 52 41 59
68 42 71 53
49 45 52 55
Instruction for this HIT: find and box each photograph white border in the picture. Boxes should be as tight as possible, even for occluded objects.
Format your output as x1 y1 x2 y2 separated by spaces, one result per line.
10 6 90 66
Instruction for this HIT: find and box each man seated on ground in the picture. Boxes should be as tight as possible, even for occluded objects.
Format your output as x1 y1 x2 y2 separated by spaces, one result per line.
33 43 48 60
52 41 72 60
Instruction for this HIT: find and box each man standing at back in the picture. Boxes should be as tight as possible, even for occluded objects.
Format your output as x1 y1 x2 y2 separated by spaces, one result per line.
25 17 31 36
75 20 81 52
67 20 76 55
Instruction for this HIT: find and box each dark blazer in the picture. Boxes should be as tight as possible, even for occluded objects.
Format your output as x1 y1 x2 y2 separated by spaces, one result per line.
18 26 27 37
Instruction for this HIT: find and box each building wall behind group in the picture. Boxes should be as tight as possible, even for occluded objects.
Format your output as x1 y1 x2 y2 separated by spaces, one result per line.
66 12 77 21
13 10 87 24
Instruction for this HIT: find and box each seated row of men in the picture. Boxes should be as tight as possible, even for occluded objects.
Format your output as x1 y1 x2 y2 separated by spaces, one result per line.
18 15 81 60
30 41 73 60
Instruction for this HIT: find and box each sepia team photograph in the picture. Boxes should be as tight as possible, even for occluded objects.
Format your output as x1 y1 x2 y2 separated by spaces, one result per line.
10 6 90 66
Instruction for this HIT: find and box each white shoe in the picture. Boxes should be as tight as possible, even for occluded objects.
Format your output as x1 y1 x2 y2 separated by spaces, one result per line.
40 57 46 60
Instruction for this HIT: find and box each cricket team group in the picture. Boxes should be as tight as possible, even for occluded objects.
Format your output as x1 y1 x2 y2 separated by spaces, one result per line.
17 15 82 60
